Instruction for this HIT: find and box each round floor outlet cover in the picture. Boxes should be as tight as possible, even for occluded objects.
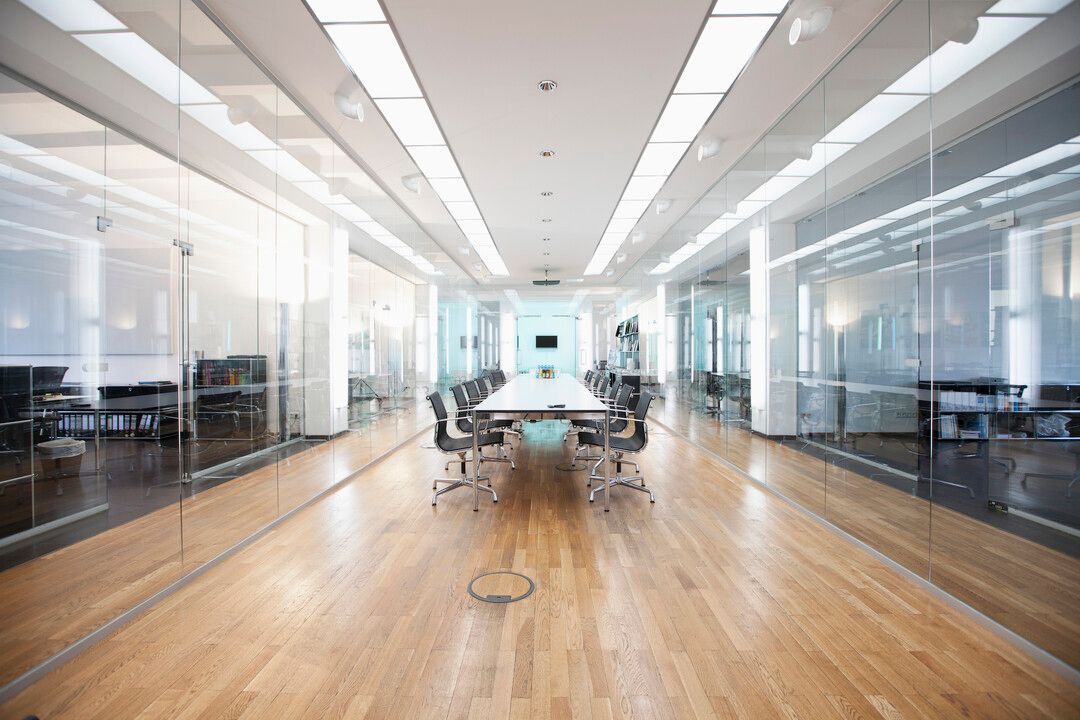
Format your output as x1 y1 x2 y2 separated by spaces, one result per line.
467 571 535 604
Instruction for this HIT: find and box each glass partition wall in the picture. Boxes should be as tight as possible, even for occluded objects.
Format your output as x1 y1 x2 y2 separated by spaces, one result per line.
620 0 1080 668
0 0 457 687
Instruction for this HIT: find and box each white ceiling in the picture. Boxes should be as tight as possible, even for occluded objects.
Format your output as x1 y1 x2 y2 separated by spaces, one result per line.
204 0 905 289
380 0 711 282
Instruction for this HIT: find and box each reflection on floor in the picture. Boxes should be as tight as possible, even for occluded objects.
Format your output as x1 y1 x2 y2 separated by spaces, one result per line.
0 394 431 688
651 395 1080 670
2 421 1076 718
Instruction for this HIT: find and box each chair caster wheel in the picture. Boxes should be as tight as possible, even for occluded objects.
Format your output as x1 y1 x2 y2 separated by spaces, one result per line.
650 499 656 503
589 498 594 503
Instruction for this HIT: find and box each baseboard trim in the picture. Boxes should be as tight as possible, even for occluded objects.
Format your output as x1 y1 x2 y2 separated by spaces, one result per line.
0 423 433 704
651 416 1080 685
0 503 109 550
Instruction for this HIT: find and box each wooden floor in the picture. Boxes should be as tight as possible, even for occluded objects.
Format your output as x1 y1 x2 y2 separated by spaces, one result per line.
650 397 1080 669
0 398 430 689
1 421 1077 719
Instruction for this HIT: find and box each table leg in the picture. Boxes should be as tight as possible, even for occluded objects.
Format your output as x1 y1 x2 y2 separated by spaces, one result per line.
472 408 479 512
604 406 610 512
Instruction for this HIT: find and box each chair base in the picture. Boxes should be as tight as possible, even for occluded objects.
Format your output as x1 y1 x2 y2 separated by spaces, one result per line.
584 456 638 483
1022 471 1079 498
432 475 497 506
587 474 654 503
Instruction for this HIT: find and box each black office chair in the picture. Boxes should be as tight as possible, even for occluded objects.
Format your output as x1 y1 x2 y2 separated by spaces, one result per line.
584 369 595 384
568 383 634 463
705 373 724 417
0 366 33 468
427 391 504 506
564 379 619 443
590 375 609 397
578 390 655 503
465 379 489 402
450 384 516 467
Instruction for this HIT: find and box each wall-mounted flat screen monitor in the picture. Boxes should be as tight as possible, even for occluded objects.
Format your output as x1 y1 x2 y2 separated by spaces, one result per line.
535 335 558 349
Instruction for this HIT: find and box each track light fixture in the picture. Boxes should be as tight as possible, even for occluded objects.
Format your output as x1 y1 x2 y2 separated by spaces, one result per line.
697 139 722 161
226 104 251 126
401 173 423 194
334 87 364 121
788 6 833 45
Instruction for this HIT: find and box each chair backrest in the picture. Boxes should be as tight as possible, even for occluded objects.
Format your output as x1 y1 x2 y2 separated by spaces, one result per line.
596 375 608 395
493 370 506 384
584 369 594 383
427 391 455 451
626 390 653 451
609 383 635 433
479 377 493 395
464 380 480 402
450 384 473 433
604 382 619 402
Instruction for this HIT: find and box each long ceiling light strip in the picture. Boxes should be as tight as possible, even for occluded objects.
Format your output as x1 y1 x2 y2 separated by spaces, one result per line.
584 1 786 275
16 0 442 277
310 4 509 276
648 0 1057 276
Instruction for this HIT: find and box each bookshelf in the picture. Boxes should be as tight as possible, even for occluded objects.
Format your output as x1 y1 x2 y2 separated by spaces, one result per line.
194 356 268 442
614 315 640 367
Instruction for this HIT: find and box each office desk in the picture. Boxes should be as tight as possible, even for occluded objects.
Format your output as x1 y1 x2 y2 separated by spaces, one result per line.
472 374 612 511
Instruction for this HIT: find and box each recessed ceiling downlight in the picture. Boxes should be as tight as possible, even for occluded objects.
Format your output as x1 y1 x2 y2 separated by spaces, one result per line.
540 150 556 158
540 190 553 197
538 80 558 92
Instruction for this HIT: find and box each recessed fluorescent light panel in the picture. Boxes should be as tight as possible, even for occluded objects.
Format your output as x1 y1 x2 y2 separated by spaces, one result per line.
18 0 124 32
406 145 461 178
311 2 509 275
634 143 690 177
650 94 723 143
675 16 776 94
75 32 216 104
305 0 384 22
712 0 789 14
585 4 784 275
374 98 444 145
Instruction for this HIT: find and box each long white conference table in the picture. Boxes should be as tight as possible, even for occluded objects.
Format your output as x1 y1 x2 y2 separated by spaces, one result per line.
471 373 612 511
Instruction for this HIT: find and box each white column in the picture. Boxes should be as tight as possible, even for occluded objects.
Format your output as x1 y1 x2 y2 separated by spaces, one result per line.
749 224 774 435
303 225 332 437
500 308 516 374
766 223 798 436
329 228 349 434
